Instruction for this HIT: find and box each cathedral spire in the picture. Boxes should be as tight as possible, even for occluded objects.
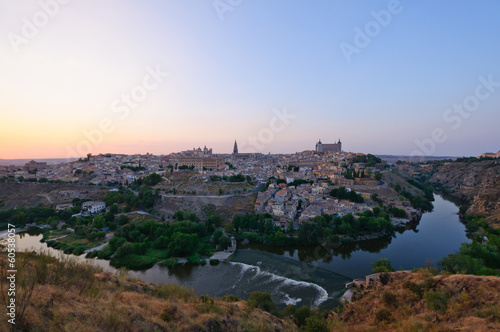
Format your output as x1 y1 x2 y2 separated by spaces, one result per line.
233 140 238 155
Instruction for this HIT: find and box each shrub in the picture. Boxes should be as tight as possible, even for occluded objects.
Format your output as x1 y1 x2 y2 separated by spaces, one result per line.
221 294 239 302
200 294 214 304
403 281 424 298
379 272 391 285
161 304 178 322
209 259 220 266
110 254 156 270
188 253 201 265
382 291 398 307
86 251 98 259
164 258 178 267
424 291 449 318
97 245 114 259
247 292 275 313
304 315 328 332
294 306 312 327
283 304 297 317
375 308 393 323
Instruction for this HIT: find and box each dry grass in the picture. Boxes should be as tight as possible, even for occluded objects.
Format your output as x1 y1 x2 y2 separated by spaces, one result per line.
0 252 298 332
331 270 500 331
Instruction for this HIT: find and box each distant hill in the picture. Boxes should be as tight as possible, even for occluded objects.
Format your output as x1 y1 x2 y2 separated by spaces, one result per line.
0 158 77 166
377 155 458 164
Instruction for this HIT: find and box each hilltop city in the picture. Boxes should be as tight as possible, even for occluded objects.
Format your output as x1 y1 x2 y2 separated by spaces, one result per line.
0 139 434 231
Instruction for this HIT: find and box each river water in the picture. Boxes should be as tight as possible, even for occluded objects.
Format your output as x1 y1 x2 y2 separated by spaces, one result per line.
12 194 469 310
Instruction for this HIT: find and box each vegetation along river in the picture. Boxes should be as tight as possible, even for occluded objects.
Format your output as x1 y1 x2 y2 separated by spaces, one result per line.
14 194 469 311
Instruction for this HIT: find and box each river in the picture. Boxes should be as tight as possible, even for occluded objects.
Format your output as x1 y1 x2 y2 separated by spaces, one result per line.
12 194 469 311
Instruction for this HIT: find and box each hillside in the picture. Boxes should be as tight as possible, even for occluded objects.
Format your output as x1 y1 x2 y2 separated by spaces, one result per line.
0 182 107 210
329 270 500 331
0 252 298 332
428 160 500 228
4 251 499 331
156 193 258 222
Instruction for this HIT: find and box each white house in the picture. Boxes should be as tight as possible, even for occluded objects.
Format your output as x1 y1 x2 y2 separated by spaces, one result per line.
81 201 106 214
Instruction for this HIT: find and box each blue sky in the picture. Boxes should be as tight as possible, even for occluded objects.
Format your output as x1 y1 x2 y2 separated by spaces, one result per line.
0 0 499 158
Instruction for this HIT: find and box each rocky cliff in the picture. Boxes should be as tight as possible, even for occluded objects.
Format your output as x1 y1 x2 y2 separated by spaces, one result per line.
429 160 500 228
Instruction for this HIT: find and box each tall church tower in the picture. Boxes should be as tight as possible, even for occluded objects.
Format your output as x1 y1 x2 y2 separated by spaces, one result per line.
233 140 238 155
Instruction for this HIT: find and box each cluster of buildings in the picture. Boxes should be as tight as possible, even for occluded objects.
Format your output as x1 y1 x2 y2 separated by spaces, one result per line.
1 138 422 226
481 151 500 159
254 181 374 229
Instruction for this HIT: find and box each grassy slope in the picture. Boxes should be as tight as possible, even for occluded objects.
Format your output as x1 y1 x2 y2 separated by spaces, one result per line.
0 252 298 332
329 270 500 331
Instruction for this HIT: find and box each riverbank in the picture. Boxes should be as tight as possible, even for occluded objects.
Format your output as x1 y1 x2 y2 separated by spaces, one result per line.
9 194 471 312
0 251 299 332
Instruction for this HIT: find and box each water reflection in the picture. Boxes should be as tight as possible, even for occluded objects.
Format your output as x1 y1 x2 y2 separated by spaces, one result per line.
241 233 396 262
237 195 469 278
10 194 469 309
166 263 196 280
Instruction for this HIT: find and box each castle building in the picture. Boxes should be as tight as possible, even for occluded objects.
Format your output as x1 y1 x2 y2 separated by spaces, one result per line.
177 156 222 171
315 139 342 154
177 145 222 171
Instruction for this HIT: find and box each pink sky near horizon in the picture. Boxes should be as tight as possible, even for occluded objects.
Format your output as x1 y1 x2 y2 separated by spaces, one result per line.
1 1 499 159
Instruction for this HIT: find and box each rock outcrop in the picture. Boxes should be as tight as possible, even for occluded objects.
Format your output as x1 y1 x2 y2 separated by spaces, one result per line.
429 160 500 228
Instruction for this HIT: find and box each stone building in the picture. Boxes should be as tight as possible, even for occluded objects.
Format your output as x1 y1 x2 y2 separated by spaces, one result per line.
315 139 342 154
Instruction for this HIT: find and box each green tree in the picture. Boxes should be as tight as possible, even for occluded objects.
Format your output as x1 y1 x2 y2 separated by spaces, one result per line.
374 171 383 181
114 242 132 258
283 304 296 317
305 315 328 332
219 235 231 250
168 232 199 257
247 292 275 313
390 207 407 218
207 214 222 227
109 204 119 214
274 231 286 245
213 229 223 244
294 306 311 327
298 221 322 245
371 258 395 273
224 223 234 234
93 215 105 229
117 215 129 225
109 238 126 254
142 173 162 186
153 235 169 249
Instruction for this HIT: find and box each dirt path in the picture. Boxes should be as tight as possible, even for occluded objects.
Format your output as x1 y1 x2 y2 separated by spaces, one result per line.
39 194 53 203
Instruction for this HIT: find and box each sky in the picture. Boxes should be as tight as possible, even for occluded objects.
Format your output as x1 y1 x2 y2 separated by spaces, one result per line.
0 0 499 159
